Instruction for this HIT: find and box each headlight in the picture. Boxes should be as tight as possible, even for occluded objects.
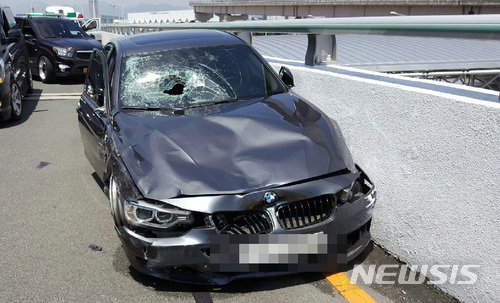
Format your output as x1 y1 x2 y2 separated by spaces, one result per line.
0 60 5 84
124 200 193 230
338 180 364 204
53 47 74 58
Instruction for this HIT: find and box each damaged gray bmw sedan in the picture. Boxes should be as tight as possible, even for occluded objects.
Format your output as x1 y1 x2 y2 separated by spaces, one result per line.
77 30 376 285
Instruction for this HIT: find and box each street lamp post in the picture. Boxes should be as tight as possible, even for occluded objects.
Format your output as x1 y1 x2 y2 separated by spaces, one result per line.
111 4 116 22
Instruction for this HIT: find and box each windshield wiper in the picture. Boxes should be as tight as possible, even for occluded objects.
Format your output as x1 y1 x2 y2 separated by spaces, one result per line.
180 98 239 109
122 106 181 111
122 99 240 111
121 98 244 114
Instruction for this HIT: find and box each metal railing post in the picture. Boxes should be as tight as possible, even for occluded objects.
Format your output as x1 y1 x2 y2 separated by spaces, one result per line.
305 34 336 66
236 31 253 45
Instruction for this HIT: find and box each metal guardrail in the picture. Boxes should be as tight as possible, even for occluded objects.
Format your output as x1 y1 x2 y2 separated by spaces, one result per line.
190 0 500 5
102 15 500 65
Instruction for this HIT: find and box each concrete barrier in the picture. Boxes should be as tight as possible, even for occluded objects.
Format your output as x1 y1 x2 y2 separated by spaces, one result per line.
269 60 500 302
99 31 123 45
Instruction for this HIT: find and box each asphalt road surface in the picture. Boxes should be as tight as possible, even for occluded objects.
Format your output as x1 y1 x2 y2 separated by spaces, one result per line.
0 79 458 303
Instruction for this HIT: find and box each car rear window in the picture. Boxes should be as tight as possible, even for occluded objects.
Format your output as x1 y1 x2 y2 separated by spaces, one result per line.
119 44 285 109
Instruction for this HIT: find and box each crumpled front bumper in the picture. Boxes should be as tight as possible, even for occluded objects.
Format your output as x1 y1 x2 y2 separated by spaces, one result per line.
116 175 376 285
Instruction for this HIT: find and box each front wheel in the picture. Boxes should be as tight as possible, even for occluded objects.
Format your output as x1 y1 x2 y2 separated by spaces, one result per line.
10 82 22 121
38 56 55 83
108 175 123 226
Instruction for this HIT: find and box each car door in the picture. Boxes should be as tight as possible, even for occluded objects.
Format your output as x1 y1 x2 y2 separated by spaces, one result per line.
17 38 30 94
6 20 30 94
2 11 23 90
77 49 109 179
18 18 38 73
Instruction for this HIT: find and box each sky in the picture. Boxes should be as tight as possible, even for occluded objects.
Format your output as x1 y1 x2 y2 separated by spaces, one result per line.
6 0 192 17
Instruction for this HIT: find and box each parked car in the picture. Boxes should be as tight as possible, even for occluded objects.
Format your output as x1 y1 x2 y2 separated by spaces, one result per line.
0 6 33 121
77 30 376 284
14 16 102 83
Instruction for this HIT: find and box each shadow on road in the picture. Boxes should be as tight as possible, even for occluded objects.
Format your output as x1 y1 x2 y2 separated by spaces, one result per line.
128 265 324 293
34 76 85 85
0 89 41 129
91 172 106 193
121 241 374 294
58 76 85 85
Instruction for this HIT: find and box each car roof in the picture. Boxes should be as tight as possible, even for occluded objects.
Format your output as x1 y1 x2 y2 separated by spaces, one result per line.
15 16 74 23
113 30 246 57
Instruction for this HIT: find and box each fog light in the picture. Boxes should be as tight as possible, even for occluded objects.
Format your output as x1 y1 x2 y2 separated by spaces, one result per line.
58 64 70 72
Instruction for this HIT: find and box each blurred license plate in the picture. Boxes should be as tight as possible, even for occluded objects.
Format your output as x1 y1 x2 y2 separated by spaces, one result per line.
83 68 88 73
209 234 347 272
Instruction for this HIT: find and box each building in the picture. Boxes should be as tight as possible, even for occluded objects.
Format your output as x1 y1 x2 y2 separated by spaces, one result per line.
128 10 196 24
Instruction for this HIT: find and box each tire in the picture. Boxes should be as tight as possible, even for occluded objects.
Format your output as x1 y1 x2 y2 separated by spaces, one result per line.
108 175 122 226
109 176 117 216
38 56 55 84
27 68 34 94
10 82 22 121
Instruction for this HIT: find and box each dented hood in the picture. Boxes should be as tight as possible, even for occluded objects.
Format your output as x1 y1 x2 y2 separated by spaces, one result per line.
114 93 353 199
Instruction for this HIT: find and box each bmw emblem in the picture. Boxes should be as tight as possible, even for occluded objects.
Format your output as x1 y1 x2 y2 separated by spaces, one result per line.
263 192 278 204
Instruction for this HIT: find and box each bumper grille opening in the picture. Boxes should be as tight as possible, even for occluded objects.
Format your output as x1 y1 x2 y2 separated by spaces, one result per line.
276 195 336 230
212 211 273 234
75 51 92 60
347 219 372 249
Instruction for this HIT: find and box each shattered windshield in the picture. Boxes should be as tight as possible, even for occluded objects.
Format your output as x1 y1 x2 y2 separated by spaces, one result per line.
119 44 286 109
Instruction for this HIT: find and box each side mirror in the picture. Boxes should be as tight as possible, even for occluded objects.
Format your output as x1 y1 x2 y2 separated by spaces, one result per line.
279 66 294 87
97 87 104 97
24 33 35 41
90 34 96 39
96 86 105 107
7 29 22 43
82 20 98 32
94 106 105 117
86 82 94 94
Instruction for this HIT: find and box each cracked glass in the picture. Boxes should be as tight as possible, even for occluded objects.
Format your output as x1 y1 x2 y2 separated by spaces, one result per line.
119 44 285 109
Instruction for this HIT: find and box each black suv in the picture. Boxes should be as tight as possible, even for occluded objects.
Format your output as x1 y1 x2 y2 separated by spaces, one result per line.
14 16 103 83
0 6 33 121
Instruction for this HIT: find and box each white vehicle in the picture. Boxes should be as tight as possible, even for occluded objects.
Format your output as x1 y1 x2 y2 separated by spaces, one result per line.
45 6 74 15
45 6 85 24
81 18 102 43
82 18 100 31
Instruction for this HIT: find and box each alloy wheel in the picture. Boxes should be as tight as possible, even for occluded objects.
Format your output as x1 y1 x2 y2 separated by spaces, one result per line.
11 84 22 116
38 59 47 80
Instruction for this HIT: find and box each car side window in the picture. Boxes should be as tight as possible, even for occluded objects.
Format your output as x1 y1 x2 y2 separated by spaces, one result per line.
3 8 15 28
86 53 105 107
0 24 5 45
103 44 116 108
1 12 9 42
22 20 36 38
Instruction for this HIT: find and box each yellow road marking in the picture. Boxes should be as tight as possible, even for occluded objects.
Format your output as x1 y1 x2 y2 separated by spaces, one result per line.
324 272 377 303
